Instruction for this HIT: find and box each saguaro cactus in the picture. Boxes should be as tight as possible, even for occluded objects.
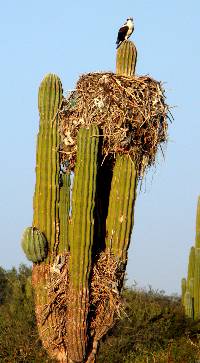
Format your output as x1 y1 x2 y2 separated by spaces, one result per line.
194 248 200 320
184 290 193 319
23 34 168 362
182 197 200 320
181 278 186 305
187 246 195 302
195 197 200 248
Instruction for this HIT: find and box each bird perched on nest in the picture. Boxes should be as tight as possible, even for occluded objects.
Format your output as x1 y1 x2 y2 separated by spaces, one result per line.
116 17 134 49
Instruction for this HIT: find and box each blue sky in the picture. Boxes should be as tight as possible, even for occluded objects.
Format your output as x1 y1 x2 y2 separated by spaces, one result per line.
0 0 200 294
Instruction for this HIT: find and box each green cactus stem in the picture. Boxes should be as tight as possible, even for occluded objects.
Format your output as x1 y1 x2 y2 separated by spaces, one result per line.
67 125 99 362
87 42 138 361
194 248 200 320
187 246 195 303
105 155 137 261
184 290 193 319
181 278 186 305
187 247 195 282
195 196 200 248
33 73 63 263
108 39 137 262
31 74 71 362
116 40 137 76
21 226 48 263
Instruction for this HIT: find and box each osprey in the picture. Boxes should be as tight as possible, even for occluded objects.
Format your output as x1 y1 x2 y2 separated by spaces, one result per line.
116 17 134 49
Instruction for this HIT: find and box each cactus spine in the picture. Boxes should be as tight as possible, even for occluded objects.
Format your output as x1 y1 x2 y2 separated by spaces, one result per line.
67 126 99 362
116 40 137 76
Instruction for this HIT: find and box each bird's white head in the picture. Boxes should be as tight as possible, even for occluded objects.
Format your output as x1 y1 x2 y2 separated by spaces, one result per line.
126 17 134 28
125 17 134 33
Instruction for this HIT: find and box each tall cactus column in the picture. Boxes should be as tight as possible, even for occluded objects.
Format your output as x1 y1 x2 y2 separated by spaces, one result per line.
66 126 99 362
108 40 137 264
182 197 200 320
87 41 138 360
33 73 63 261
105 155 137 262
31 74 71 362
194 197 200 320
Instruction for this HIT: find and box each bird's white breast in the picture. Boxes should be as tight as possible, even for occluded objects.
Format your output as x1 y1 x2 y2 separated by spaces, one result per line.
126 19 134 36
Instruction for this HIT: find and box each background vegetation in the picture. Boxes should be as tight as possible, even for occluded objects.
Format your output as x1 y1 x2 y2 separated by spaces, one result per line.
1 265 200 363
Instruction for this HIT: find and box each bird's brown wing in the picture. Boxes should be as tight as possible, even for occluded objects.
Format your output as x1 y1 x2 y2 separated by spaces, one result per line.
116 25 129 43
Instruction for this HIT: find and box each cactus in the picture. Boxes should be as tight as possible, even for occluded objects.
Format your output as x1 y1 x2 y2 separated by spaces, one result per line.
187 246 195 300
187 247 195 283
24 37 167 362
21 226 48 263
107 39 137 262
194 248 200 320
31 74 71 362
116 40 137 76
66 126 99 362
184 290 193 319
106 155 137 261
86 42 138 359
33 73 63 263
195 196 200 248
182 197 200 320
181 278 186 305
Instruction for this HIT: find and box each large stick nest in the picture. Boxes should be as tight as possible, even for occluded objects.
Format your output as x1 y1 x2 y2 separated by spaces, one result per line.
59 72 170 176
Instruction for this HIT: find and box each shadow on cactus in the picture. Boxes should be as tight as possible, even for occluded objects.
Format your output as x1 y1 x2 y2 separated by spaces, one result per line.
21 40 170 362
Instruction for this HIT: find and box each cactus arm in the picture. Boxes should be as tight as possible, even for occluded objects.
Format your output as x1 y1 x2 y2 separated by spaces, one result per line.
67 126 99 362
194 248 200 320
106 40 137 261
31 74 72 362
187 246 195 283
181 278 186 305
107 40 137 261
195 196 200 248
116 40 137 76
184 290 193 319
33 74 63 263
105 155 136 261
